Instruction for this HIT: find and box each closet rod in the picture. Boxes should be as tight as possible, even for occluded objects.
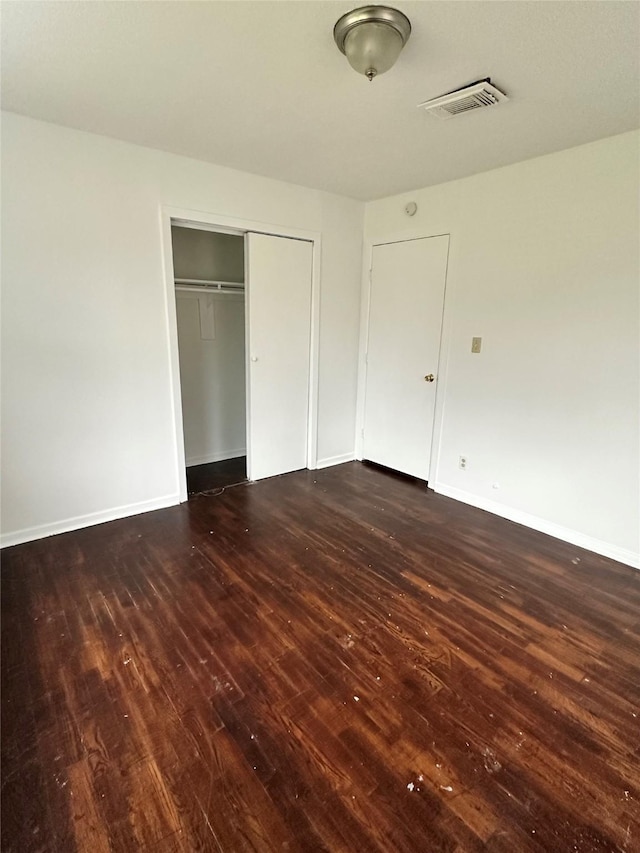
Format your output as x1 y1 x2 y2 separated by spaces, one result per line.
174 278 244 288
175 284 244 295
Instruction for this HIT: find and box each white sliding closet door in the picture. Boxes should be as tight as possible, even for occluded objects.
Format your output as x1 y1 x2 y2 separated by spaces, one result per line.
246 233 312 481
363 236 449 480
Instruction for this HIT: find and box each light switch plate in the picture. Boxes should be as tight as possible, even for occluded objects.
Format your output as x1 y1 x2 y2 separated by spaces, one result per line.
471 337 482 353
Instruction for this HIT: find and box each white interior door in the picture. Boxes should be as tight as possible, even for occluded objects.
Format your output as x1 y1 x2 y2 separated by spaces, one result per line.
246 232 312 481
363 236 449 480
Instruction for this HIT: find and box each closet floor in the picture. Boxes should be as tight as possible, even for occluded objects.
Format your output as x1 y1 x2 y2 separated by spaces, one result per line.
186 456 247 494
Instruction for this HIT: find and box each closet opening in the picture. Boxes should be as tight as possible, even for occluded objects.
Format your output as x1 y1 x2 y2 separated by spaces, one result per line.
171 224 248 495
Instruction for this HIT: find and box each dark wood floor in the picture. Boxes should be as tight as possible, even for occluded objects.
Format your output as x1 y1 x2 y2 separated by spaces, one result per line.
2 462 639 852
186 457 247 495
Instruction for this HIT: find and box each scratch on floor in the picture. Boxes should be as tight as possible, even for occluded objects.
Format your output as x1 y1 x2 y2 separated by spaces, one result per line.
482 747 502 774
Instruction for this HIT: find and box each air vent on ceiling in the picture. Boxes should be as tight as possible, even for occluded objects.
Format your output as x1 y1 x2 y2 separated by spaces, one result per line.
418 80 508 120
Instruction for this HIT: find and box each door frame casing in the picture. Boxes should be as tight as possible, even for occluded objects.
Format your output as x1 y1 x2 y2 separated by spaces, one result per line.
160 205 321 502
355 231 453 486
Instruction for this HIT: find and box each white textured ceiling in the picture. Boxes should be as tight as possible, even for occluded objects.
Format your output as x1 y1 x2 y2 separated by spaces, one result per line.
2 1 639 200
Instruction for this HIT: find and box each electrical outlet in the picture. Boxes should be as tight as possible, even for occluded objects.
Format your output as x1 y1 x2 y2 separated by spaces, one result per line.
459 456 467 470
471 337 482 353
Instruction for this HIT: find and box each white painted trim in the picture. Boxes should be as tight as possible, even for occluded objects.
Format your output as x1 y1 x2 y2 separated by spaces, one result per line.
355 232 453 487
0 494 181 550
243 233 254 481
165 207 320 244
433 482 640 570
161 205 321 490
315 453 356 470
186 449 246 467
160 210 189 502
354 241 373 461
307 239 322 474
171 220 245 237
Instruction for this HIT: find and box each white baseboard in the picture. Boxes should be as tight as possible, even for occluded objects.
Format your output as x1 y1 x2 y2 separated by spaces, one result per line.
0 493 181 549
315 453 356 470
433 482 639 570
186 448 246 467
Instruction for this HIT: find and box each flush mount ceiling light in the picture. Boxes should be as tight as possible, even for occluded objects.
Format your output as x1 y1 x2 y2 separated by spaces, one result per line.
334 5 411 82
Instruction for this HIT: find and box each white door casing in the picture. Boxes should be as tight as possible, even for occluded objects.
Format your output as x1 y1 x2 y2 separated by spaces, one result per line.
246 232 313 481
161 207 321 501
363 236 449 480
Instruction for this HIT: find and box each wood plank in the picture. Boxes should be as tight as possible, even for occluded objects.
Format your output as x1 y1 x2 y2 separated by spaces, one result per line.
2 461 639 852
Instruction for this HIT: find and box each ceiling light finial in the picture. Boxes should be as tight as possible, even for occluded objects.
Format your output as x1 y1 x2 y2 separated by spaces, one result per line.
334 5 411 81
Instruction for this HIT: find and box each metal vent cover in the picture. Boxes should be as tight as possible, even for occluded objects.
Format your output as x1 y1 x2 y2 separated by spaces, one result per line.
418 80 508 120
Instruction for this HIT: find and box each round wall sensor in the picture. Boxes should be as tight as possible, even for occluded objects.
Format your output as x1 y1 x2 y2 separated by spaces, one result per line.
405 201 418 216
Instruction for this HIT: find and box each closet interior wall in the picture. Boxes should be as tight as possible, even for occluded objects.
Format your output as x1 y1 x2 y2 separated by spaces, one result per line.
172 226 246 467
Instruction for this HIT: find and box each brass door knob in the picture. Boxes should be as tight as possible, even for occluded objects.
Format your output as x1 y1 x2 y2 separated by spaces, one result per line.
424 374 435 382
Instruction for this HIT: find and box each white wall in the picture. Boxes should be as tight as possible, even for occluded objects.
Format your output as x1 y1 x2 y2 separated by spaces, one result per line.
172 227 246 466
0 112 363 545
363 131 640 567
176 294 246 466
4 111 636 566
171 227 244 283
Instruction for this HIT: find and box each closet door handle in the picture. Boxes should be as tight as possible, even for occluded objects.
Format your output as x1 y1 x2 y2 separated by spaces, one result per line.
251 356 259 362
424 374 435 382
